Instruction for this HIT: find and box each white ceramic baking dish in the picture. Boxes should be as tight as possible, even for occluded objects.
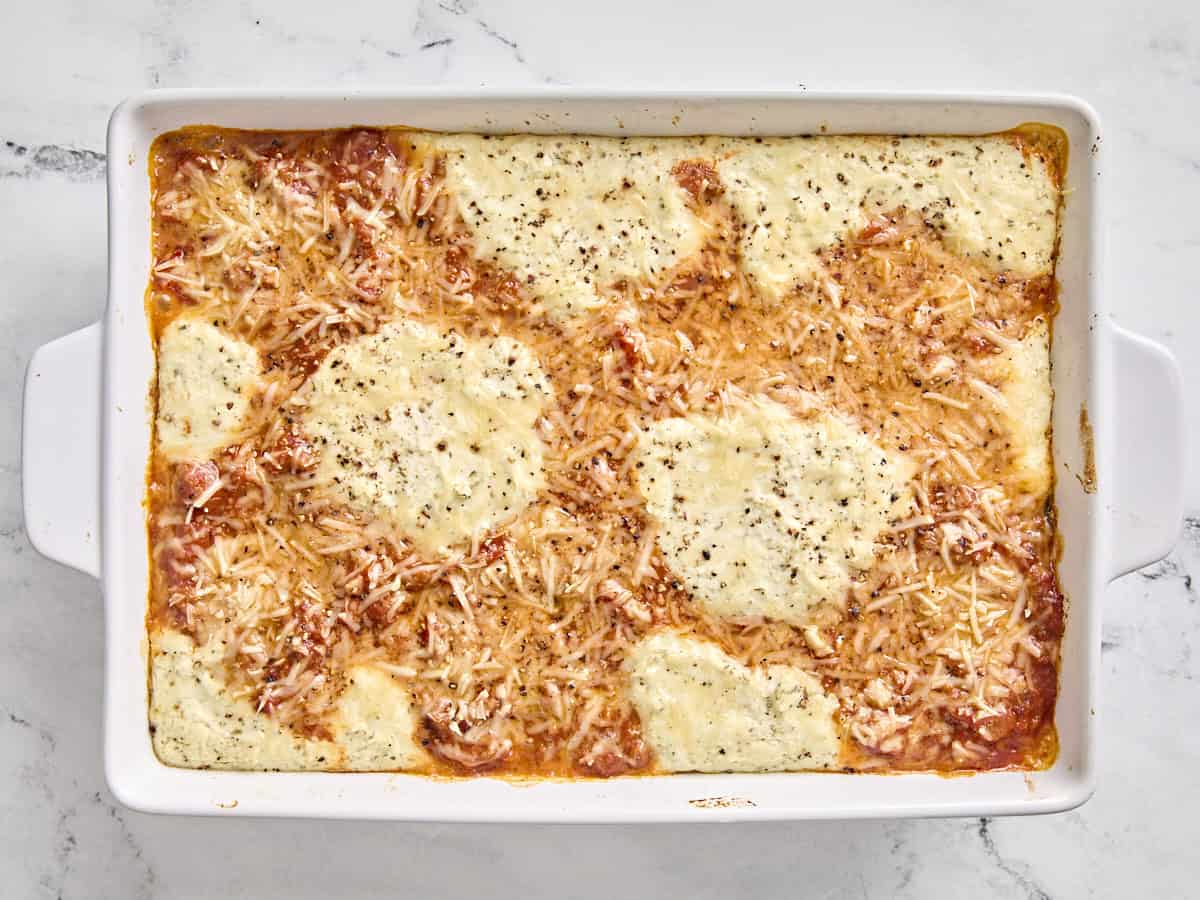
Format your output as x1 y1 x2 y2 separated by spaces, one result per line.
22 90 1184 821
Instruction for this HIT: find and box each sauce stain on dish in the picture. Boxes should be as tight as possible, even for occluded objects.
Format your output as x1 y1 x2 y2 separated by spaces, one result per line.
688 797 757 809
1078 404 1098 494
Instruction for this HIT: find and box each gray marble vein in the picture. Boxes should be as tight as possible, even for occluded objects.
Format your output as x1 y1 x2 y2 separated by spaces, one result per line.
1 141 106 181
977 819 1053 900
2 0 1199 897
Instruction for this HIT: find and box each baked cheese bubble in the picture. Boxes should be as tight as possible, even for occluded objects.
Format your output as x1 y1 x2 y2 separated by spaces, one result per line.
156 316 261 461
626 632 840 772
634 398 914 624
300 320 552 556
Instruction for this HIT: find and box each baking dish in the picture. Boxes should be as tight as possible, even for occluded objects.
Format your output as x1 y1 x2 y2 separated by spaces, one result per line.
21 89 1184 821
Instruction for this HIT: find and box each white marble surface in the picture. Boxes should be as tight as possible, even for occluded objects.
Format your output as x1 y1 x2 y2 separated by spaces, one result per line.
2 0 1198 897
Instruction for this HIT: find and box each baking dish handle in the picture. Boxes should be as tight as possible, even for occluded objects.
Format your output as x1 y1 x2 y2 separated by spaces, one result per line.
22 323 102 578
1108 324 1185 582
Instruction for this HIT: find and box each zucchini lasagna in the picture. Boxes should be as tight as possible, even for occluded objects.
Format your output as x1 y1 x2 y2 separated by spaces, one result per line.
146 126 1065 776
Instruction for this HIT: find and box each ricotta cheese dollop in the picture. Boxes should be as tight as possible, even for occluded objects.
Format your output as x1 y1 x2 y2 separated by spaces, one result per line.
717 135 1059 302
150 630 425 771
150 629 336 770
300 319 552 556
985 317 1053 497
332 665 425 770
625 632 841 772
432 134 706 321
156 316 261 461
635 398 914 624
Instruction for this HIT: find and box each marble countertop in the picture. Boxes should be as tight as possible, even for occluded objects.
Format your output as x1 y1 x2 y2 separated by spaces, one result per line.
2 1 1197 897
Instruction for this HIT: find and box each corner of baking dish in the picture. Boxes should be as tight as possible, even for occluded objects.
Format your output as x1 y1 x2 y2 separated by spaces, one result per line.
98 91 1113 821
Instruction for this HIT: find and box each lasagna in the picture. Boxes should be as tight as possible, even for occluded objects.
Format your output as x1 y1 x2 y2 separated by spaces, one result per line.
146 126 1065 776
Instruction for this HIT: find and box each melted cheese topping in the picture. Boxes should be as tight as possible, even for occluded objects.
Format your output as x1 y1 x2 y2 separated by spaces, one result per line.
626 632 841 772
991 318 1052 496
718 136 1059 302
150 630 425 770
147 127 1064 778
156 316 261 460
432 134 705 320
635 398 914 624
300 319 551 556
